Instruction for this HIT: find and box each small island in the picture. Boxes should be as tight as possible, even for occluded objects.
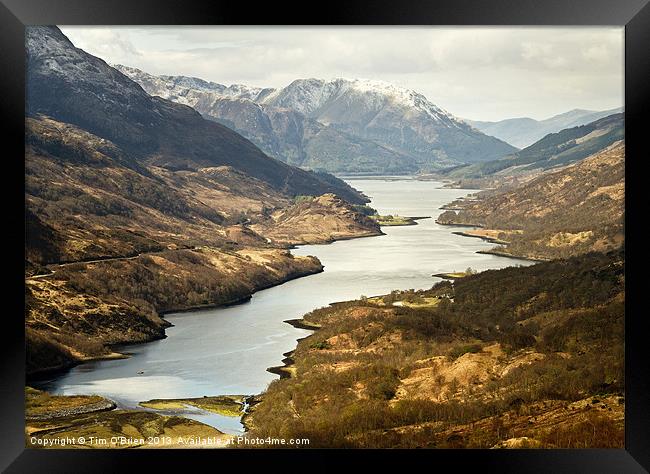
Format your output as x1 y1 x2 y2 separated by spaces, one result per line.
369 214 431 226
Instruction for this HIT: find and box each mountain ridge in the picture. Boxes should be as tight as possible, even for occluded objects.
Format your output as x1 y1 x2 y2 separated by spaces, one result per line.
26 26 366 204
437 140 625 260
441 112 624 181
115 65 518 174
465 107 623 148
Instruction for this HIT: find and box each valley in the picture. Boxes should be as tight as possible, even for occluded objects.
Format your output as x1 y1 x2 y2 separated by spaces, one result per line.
23 26 625 451
244 250 624 448
31 178 534 444
24 27 381 376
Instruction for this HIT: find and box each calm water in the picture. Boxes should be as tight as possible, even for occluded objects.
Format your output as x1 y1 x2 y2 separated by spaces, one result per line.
35 178 533 434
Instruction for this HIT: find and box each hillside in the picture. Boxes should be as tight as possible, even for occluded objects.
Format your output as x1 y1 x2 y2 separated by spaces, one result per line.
252 194 384 245
436 141 624 260
26 27 365 204
24 114 380 375
263 78 516 167
24 27 382 375
245 251 624 448
442 113 623 181
116 66 517 174
466 107 622 149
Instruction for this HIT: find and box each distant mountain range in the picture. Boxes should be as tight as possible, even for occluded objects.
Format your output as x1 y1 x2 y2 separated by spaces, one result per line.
115 66 518 174
441 113 624 180
465 107 623 149
26 27 364 205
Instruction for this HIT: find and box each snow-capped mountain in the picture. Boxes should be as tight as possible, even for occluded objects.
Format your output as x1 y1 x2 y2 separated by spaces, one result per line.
114 65 273 106
263 78 464 129
261 78 518 167
26 26 366 203
114 66 424 173
115 67 517 173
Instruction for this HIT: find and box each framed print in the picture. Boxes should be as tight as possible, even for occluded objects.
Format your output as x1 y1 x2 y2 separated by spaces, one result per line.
1 0 649 471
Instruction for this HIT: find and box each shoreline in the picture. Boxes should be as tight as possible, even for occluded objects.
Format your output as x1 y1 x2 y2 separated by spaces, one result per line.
451 230 509 245
432 272 467 280
243 214 548 431
157 264 329 317
285 229 385 249
26 271 319 381
33 185 540 434
437 222 549 263
283 318 322 330
476 249 550 263
373 215 431 227
26 351 132 380
29 230 376 379
266 350 296 380
435 220 485 228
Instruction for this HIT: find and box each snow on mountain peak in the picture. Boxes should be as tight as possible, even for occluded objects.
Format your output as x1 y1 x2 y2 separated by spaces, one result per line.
114 64 467 132
113 64 272 106
260 77 464 128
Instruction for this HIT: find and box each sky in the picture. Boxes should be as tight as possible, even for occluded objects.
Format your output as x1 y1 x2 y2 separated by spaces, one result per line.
60 26 624 122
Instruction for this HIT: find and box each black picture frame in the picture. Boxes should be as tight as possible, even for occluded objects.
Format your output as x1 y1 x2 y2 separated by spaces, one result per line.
2 0 648 471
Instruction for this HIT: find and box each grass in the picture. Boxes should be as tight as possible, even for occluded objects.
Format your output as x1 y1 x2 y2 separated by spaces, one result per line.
140 396 245 417
27 409 227 449
396 297 441 308
244 251 625 448
370 215 416 226
26 387 106 417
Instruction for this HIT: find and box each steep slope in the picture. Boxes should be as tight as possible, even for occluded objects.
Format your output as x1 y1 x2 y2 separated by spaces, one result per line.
466 107 623 148
25 115 285 264
437 141 625 260
443 113 624 180
262 78 517 167
24 27 382 375
26 27 366 204
245 251 624 448
24 114 355 375
213 102 419 174
116 67 517 173
115 66 423 174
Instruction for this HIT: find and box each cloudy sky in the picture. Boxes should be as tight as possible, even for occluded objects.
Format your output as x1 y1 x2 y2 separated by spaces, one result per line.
60 26 623 122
